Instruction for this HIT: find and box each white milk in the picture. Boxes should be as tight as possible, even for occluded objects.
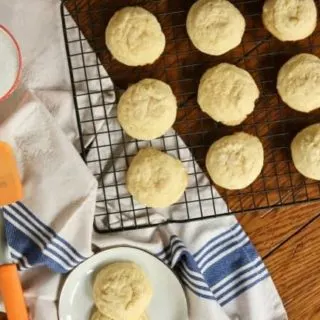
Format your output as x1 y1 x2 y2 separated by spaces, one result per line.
0 27 19 99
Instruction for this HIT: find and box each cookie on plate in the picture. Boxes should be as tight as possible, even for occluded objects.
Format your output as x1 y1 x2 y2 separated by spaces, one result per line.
90 310 112 320
186 0 245 55
93 262 152 320
117 79 177 140
90 310 148 320
197 63 259 126
105 7 165 66
206 132 264 190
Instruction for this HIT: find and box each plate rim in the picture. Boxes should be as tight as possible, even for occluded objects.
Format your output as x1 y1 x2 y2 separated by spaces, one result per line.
0 24 22 103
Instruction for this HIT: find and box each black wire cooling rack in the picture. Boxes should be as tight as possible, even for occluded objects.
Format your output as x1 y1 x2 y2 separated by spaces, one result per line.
61 0 320 233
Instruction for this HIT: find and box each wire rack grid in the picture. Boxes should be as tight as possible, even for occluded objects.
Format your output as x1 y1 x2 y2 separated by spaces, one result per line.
61 0 320 233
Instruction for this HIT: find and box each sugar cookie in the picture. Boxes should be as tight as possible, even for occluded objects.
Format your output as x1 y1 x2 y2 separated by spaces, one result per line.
90 310 112 320
93 262 152 320
206 132 264 190
198 63 259 126
90 310 148 320
105 7 165 66
118 79 177 140
291 124 320 180
277 54 320 113
186 0 245 55
127 148 188 208
263 0 317 41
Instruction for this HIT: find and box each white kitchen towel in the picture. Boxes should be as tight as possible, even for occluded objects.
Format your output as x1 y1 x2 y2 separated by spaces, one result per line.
0 90 98 272
0 0 287 320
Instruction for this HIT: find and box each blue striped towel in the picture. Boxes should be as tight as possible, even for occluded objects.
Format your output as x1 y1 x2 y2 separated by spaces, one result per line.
3 202 86 273
158 225 268 306
2 196 287 319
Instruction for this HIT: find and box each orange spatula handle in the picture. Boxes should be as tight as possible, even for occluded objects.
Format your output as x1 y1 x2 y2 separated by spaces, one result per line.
0 141 23 206
0 264 28 320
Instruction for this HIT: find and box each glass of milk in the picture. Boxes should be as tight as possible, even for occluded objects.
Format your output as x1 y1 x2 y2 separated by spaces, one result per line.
0 25 21 102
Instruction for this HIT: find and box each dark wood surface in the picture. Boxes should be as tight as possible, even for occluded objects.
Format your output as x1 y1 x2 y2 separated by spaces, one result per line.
238 203 320 320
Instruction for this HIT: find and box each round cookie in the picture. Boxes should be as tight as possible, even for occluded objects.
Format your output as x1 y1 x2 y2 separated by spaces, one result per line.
197 63 259 126
93 262 152 320
90 310 148 320
186 0 245 55
277 54 320 113
206 132 264 190
127 148 188 208
105 7 165 66
263 0 317 42
118 79 177 140
291 124 320 180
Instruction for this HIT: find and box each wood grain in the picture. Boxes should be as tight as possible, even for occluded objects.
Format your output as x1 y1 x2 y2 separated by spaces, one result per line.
237 202 320 320
264 213 320 319
237 202 320 257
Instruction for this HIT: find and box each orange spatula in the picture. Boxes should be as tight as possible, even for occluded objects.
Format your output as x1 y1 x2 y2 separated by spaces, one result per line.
0 141 28 320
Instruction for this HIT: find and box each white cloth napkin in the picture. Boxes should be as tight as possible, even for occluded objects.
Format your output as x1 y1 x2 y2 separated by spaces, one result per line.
0 1 287 319
0 91 97 268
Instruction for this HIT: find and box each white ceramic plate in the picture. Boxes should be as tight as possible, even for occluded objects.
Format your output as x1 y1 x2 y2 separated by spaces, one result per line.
59 246 188 320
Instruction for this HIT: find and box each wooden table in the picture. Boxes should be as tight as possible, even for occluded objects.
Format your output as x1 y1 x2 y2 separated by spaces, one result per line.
237 204 320 319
